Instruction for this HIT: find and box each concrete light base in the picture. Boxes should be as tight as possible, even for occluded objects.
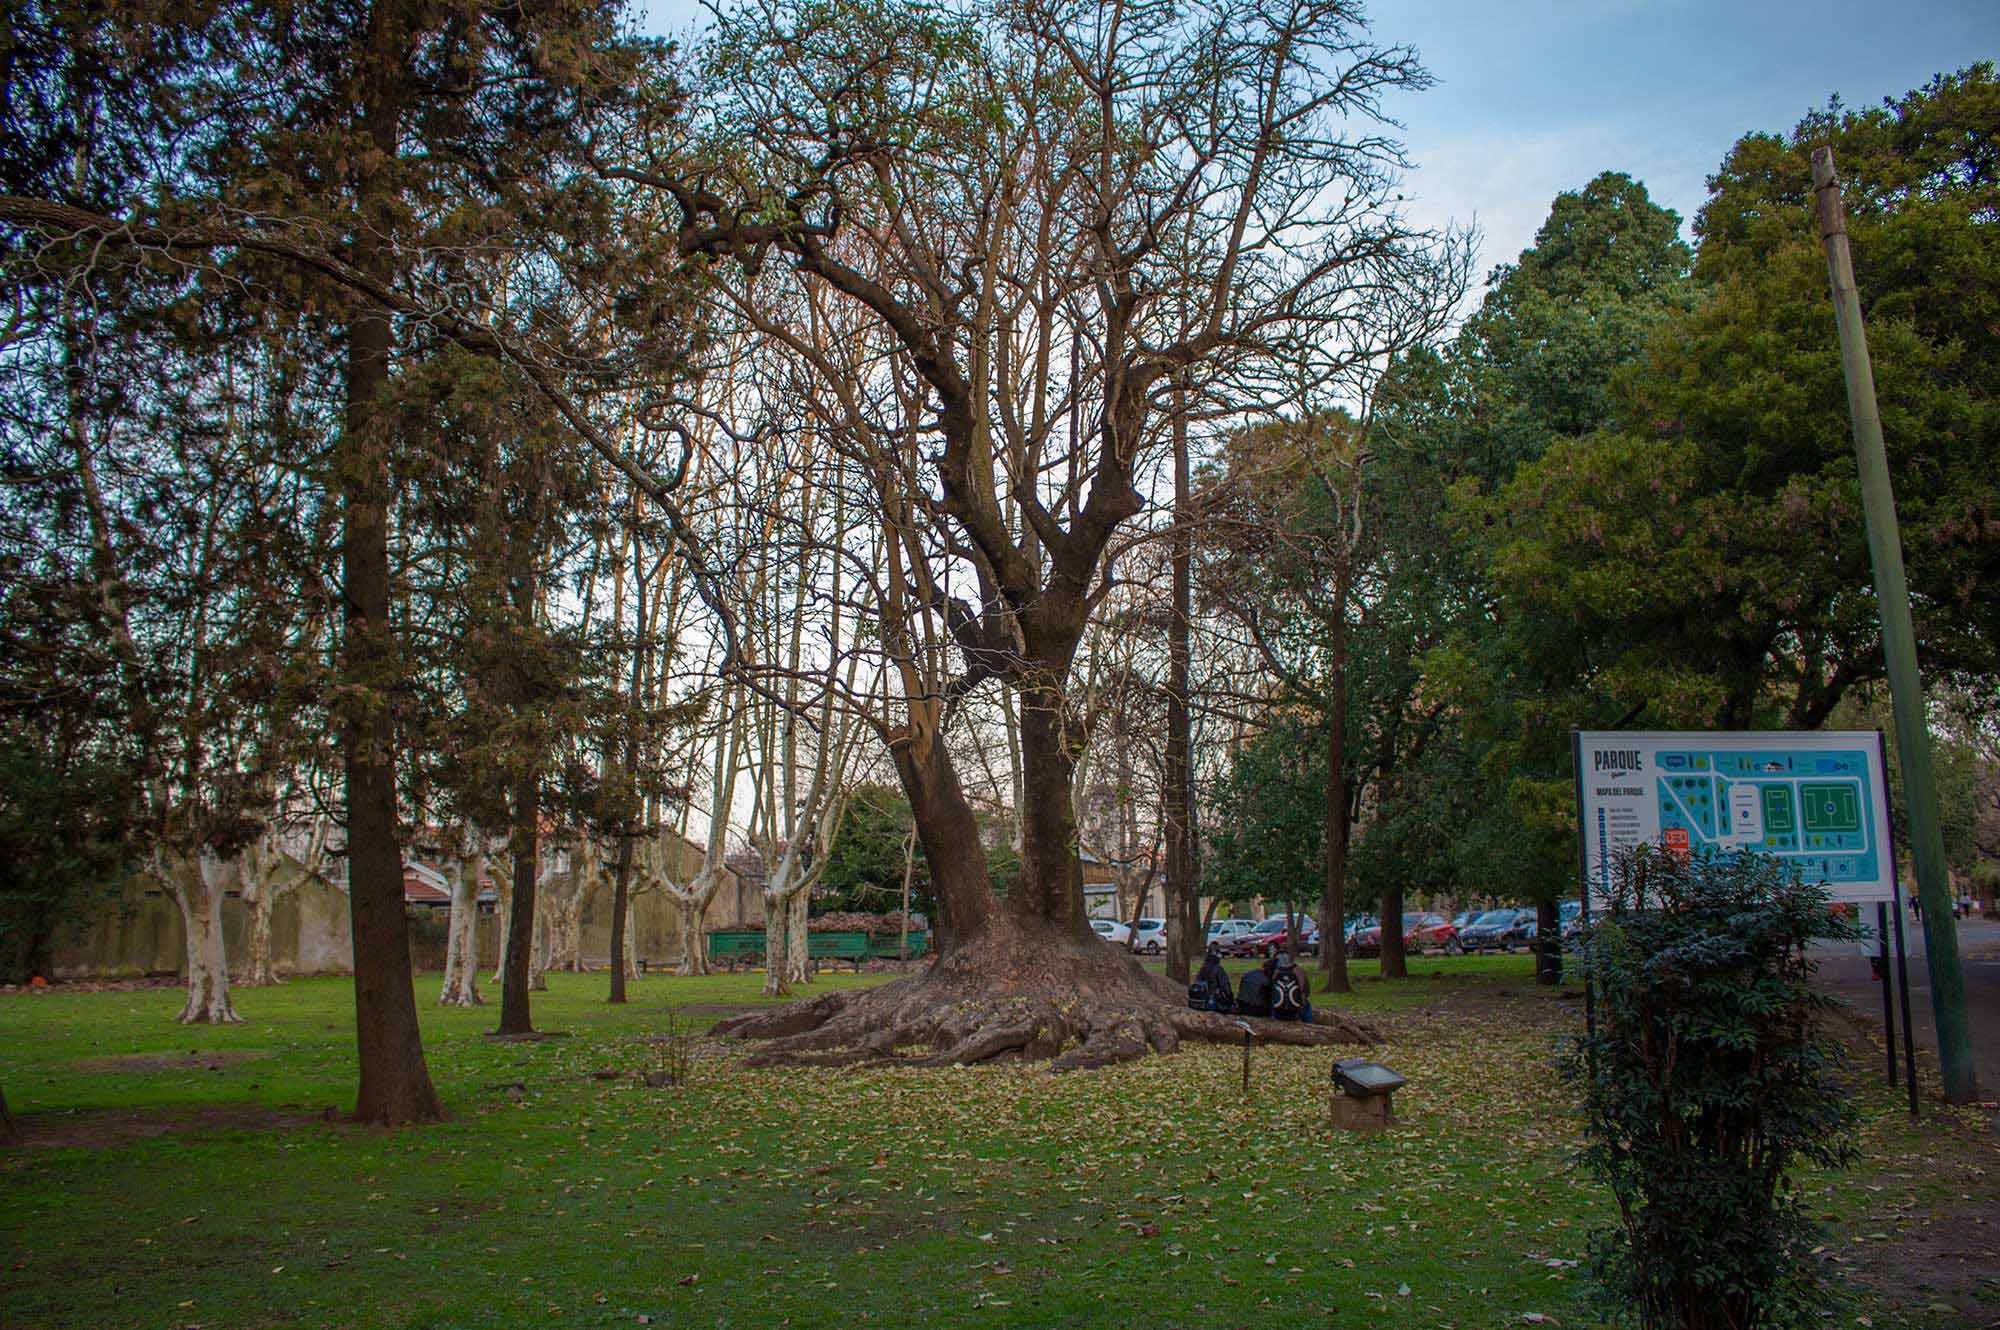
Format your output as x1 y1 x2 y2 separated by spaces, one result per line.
1329 1091 1394 1132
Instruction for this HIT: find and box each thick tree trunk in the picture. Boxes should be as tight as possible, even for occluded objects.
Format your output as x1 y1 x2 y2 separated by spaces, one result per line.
490 872 512 989
761 887 790 996
529 890 549 991
497 771 540 1034
1010 675 1089 938
336 12 440 1124
1163 393 1198 984
607 835 633 1003
544 878 584 973
1535 899 1562 984
237 864 280 988
1379 872 1408 980
438 848 482 1006
1320 725 1352 994
164 851 240 1024
784 886 811 985
0 1084 14 1144
888 726 993 956
674 897 711 975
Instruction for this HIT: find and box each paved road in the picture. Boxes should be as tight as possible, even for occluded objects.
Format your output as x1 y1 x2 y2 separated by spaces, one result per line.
1814 915 2000 1095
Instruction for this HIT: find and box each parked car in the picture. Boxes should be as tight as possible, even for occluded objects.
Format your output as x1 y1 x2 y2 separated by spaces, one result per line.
1559 900 1584 938
1351 911 1455 957
1206 918 1256 946
1343 914 1377 945
1090 918 1131 945
1451 910 1482 932
1458 908 1533 953
1226 913 1319 957
1130 917 1167 954
1406 912 1459 953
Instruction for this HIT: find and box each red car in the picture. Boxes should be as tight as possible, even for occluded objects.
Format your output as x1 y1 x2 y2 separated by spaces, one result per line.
1350 911 1457 957
1222 914 1319 957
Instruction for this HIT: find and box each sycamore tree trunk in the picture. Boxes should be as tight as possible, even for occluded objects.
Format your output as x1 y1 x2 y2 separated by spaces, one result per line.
236 856 281 989
529 889 549 991
759 865 815 996
676 897 711 975
236 825 316 988
761 887 790 997
541 858 588 973
490 871 512 990
785 887 811 985
438 847 483 1006
162 849 240 1024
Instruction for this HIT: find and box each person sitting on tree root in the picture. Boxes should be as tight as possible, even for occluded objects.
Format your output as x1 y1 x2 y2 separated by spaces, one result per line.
1236 955 1272 1018
1269 952 1313 1024
1189 945 1235 1013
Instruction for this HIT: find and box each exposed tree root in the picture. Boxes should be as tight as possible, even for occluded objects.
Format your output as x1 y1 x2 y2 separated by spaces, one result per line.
711 934 1379 1072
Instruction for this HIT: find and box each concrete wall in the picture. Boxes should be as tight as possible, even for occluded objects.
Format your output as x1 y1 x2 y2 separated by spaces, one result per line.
54 833 756 979
574 834 756 969
53 874 356 980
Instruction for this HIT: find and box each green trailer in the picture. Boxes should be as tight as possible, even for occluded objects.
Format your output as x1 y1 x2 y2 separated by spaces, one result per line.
706 928 931 971
867 932 929 960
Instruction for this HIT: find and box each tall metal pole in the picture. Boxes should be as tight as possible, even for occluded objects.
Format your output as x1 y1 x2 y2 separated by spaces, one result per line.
1811 147 1976 1103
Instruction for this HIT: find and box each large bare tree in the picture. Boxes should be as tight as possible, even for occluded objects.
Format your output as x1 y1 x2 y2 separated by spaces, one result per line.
670 0 1456 1066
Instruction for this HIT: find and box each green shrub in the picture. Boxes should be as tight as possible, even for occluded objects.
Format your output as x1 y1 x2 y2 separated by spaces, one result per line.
1564 848 1858 1329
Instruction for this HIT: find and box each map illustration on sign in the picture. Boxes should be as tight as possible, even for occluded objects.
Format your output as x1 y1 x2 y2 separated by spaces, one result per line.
1653 746 1880 886
1574 731 1896 906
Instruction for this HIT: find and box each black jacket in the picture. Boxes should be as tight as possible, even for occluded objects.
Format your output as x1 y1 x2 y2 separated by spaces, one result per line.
1236 966 1271 1017
1195 956 1234 1009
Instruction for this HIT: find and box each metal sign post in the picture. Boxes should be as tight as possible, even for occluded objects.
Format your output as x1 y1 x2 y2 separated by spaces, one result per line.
1875 901 1896 1089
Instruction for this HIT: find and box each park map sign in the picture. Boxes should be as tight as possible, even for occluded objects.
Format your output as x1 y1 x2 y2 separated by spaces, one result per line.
1572 731 1897 907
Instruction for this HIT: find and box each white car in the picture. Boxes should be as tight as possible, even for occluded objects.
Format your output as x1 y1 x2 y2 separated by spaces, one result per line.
1090 918 1131 944
1130 917 1167 954
1207 918 1256 945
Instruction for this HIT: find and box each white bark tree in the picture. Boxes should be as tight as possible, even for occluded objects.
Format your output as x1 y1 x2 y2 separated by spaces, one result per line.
437 823 495 1006
159 848 240 1024
638 695 747 976
539 835 592 974
234 808 334 987
736 426 867 997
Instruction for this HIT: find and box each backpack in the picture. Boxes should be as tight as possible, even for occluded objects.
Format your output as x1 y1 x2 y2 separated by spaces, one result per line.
1269 968 1304 1019
1186 980 1212 1011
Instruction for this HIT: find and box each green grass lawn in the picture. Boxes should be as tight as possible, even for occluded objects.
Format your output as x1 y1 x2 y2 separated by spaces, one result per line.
1 961 1988 1329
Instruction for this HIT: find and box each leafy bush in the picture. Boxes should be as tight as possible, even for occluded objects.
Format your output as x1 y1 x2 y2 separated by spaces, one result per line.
1563 848 1858 1329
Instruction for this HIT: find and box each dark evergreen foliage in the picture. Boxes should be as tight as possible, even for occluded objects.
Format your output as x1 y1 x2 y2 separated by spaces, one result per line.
1563 848 1859 1329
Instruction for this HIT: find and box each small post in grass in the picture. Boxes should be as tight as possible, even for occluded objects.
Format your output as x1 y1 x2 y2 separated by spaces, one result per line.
1233 1019 1253 1095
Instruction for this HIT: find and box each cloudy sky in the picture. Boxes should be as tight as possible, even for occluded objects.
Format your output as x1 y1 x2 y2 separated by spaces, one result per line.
635 0 1994 289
